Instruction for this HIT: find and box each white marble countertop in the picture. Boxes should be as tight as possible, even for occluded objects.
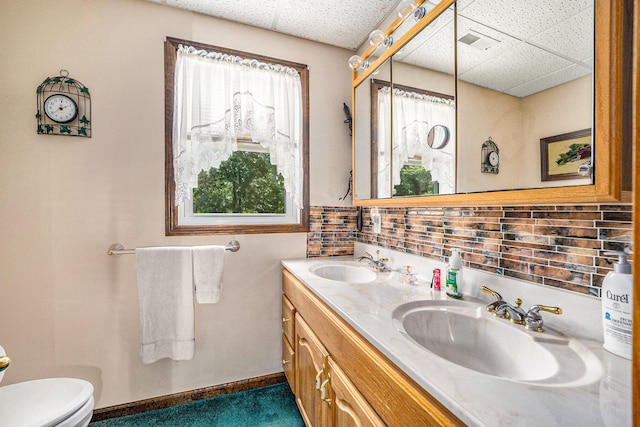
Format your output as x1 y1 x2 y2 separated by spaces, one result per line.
282 245 632 426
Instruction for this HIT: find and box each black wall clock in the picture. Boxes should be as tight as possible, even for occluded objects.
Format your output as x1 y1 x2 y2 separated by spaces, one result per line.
36 69 91 138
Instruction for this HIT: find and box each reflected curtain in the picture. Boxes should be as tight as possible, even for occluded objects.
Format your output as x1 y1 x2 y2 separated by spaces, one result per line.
377 87 455 197
173 45 303 211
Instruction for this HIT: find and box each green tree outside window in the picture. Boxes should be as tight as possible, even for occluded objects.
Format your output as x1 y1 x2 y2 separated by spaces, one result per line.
194 151 285 214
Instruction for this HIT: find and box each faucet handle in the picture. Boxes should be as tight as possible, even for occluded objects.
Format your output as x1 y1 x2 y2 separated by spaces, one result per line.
482 286 506 314
481 286 503 301
525 304 562 332
536 305 563 315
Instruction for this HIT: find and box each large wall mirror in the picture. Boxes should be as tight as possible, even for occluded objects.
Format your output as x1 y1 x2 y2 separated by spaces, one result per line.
352 0 629 206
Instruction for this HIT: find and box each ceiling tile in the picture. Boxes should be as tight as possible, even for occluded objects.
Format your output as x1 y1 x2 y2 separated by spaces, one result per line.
458 41 574 93
275 0 396 50
146 0 280 30
504 63 591 97
458 0 592 40
397 12 455 75
144 0 397 50
529 6 594 63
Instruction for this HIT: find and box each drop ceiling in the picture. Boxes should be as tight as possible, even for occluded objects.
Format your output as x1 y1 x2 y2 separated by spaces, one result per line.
143 0 403 50
145 0 594 98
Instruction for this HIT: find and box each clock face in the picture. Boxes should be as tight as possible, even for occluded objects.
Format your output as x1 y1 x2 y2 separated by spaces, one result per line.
488 151 499 167
44 94 78 124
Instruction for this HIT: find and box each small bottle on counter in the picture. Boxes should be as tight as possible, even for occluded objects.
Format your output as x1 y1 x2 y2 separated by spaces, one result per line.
445 249 463 299
431 268 441 291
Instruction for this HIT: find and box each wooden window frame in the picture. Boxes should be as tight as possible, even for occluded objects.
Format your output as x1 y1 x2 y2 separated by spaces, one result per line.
164 37 310 235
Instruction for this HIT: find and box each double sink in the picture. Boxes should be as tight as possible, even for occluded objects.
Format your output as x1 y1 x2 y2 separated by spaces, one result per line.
309 262 602 388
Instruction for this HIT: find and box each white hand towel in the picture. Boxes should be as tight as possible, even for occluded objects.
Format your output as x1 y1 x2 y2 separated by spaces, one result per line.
192 245 226 304
135 247 195 364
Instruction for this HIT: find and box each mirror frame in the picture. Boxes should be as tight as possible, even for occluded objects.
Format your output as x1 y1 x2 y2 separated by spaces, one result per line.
351 0 629 206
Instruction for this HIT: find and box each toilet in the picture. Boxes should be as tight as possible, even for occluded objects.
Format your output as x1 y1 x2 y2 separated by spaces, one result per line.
0 346 94 427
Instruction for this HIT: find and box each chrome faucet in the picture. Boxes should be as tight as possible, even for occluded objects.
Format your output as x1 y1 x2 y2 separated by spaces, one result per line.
481 286 504 313
482 286 525 323
357 250 390 272
503 298 526 325
481 286 562 332
524 305 563 332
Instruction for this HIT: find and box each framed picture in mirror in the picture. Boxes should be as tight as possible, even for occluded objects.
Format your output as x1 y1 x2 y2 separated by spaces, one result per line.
540 128 592 182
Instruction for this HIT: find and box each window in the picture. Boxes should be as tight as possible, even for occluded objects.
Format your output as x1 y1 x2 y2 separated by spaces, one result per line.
164 37 309 235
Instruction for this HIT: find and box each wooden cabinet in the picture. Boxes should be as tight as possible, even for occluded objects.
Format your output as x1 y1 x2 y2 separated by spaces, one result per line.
282 295 296 391
326 358 384 427
289 307 380 427
295 314 330 427
282 335 295 388
282 268 462 427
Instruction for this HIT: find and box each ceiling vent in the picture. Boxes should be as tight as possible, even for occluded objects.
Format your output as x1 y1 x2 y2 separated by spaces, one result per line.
458 30 500 51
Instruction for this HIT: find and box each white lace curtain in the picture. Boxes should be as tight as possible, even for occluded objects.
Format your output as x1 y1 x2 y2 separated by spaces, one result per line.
377 87 455 197
173 45 303 211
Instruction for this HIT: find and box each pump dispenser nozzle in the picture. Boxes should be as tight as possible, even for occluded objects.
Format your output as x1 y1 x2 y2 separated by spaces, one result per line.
604 251 631 274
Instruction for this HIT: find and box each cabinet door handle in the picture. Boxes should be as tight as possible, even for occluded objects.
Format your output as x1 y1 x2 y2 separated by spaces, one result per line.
319 374 332 408
282 317 290 323
315 367 324 390
282 359 290 365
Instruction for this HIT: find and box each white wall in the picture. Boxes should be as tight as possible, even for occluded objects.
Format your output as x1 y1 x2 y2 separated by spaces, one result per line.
458 76 592 193
0 0 352 408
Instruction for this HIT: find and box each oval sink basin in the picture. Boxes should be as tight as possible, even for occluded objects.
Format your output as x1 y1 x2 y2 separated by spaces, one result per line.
392 300 602 387
310 263 376 283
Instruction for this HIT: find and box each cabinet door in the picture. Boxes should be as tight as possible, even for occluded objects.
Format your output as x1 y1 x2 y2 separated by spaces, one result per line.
282 294 295 344
295 313 329 427
282 334 295 391
327 358 385 427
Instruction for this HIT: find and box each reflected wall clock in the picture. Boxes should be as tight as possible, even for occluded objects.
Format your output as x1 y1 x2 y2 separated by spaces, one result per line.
481 137 499 174
36 69 91 138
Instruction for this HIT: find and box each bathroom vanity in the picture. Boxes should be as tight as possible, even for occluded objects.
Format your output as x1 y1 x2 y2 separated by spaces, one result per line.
281 245 632 426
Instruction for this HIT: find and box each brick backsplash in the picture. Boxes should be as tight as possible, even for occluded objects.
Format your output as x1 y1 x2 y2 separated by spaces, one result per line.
307 206 358 257
307 204 633 296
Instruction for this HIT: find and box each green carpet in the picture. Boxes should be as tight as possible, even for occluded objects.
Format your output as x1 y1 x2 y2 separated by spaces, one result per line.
89 383 304 427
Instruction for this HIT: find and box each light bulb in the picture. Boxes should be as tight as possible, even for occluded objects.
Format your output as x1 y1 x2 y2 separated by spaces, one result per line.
369 30 385 47
369 29 393 49
348 55 364 70
397 0 416 21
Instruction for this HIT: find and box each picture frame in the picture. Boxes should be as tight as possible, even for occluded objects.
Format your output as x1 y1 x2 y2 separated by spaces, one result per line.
540 128 592 182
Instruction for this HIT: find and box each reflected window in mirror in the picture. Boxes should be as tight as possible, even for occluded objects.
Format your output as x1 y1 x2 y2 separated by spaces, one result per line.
371 80 455 198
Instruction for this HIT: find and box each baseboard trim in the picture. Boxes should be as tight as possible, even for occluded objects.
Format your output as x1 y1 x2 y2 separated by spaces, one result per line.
91 372 286 422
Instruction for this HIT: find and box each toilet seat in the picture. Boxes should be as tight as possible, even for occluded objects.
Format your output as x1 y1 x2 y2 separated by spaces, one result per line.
0 377 94 427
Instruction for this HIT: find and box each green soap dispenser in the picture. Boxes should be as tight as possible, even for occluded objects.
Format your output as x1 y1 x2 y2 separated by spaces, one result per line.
445 249 463 299
601 251 633 359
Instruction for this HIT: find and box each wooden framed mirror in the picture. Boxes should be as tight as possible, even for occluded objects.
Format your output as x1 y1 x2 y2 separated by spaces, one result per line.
351 0 631 206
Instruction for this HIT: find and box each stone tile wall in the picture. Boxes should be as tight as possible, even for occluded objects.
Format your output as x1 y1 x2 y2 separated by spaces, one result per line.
307 206 358 257
307 204 633 296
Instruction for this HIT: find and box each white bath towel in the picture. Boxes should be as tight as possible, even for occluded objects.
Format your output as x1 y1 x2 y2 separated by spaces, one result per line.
135 247 195 364
192 245 226 304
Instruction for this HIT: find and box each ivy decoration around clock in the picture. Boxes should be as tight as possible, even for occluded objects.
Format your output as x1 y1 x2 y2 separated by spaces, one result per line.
36 69 91 138
481 137 499 174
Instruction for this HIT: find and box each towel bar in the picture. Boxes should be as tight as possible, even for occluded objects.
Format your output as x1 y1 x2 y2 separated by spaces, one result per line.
108 240 240 255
